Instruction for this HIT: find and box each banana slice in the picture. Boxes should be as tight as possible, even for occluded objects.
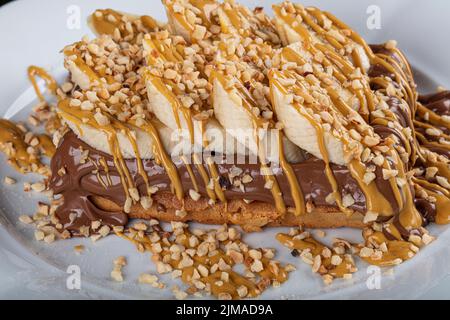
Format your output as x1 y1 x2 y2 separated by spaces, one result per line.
281 42 361 112
58 99 174 160
63 117 174 160
145 80 240 155
269 69 351 166
212 71 265 157
272 2 370 73
163 0 219 43
210 69 305 163
64 49 100 91
87 9 162 39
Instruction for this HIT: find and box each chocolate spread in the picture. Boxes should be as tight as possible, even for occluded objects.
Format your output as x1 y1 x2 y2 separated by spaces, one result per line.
50 132 399 231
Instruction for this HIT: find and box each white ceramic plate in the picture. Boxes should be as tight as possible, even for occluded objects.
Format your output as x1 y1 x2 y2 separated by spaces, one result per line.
1 0 450 299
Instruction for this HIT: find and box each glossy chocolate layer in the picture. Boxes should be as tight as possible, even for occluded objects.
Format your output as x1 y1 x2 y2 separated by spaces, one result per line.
50 132 400 230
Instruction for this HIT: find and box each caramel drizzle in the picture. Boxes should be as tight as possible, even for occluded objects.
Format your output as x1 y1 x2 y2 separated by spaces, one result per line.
392 150 423 229
88 157 109 189
99 157 113 186
416 103 450 131
0 119 38 173
277 132 305 215
163 0 219 42
218 1 263 38
164 0 195 36
37 134 56 158
413 178 450 225
321 9 416 106
360 230 417 267
276 233 357 278
0 68 57 174
27 66 58 102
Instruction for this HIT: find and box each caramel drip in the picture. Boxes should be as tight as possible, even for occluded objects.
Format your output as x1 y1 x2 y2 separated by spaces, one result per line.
146 75 184 129
108 132 133 198
323 9 415 103
193 154 217 202
88 157 108 190
273 5 312 46
347 160 394 217
417 103 450 131
144 37 184 64
27 66 58 102
393 151 423 229
129 119 184 201
276 5 371 105
37 134 56 158
194 123 218 202
414 120 450 145
413 177 449 198
117 122 152 196
276 233 356 278
220 3 247 35
0 119 38 172
361 230 416 267
144 38 227 204
427 158 450 182
281 47 359 117
188 0 217 28
205 156 226 203
274 4 430 228
372 53 415 106
275 3 414 119
278 31 372 118
414 180 450 225
99 157 113 186
90 9 125 36
371 115 413 157
277 132 305 215
181 155 200 192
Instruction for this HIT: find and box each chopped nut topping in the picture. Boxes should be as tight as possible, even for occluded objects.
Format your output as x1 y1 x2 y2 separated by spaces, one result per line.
4 176 16 185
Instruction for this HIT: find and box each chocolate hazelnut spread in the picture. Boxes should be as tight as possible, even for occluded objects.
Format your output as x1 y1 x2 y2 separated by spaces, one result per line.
50 132 400 231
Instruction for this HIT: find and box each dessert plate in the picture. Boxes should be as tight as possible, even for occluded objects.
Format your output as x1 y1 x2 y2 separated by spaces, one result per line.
0 0 450 299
